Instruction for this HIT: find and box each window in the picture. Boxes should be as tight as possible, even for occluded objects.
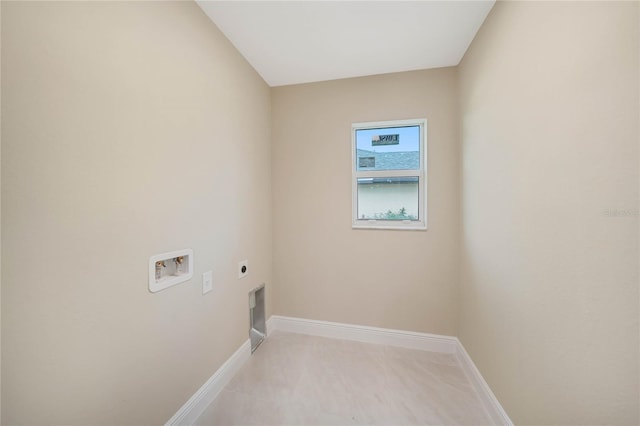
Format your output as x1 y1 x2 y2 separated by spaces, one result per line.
352 119 427 230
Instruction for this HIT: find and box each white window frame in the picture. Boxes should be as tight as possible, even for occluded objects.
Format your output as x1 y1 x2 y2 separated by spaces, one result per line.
352 118 427 231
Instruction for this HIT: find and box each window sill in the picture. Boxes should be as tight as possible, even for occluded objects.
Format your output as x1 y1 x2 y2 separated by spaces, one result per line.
352 222 427 231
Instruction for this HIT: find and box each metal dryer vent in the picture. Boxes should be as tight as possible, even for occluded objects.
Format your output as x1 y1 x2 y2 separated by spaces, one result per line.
249 283 266 353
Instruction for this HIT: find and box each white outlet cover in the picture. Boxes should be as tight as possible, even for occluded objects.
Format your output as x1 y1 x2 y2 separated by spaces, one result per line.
203 271 213 294
238 260 249 279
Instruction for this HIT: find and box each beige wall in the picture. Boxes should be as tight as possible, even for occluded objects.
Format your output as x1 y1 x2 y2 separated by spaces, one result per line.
1 2 271 425
459 1 639 424
272 68 460 335
0 2 3 421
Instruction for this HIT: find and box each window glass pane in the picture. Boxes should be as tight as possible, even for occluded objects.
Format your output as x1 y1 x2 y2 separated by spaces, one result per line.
357 177 419 221
355 125 420 171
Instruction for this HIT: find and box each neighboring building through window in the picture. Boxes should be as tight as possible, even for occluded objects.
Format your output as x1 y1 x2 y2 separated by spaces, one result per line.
352 119 426 230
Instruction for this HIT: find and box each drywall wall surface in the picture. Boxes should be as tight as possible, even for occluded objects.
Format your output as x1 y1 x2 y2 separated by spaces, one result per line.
459 1 639 424
1 2 271 424
272 68 460 335
0 2 3 421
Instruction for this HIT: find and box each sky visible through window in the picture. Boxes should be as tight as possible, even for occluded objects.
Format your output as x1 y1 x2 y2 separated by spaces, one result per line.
355 125 420 154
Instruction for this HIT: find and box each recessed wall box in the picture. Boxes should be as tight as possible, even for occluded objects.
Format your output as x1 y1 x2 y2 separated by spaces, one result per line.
249 283 266 353
149 249 194 293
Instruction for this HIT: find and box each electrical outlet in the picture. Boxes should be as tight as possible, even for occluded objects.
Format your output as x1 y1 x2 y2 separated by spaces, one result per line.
203 271 213 294
238 260 249 279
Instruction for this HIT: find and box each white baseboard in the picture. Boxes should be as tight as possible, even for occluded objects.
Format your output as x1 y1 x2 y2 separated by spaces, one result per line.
165 339 251 426
455 339 513 426
268 315 512 425
267 315 458 353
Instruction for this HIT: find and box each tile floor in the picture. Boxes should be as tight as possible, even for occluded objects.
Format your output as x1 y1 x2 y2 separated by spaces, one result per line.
195 331 494 425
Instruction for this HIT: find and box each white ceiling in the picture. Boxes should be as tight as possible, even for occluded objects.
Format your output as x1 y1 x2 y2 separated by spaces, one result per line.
196 1 495 87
